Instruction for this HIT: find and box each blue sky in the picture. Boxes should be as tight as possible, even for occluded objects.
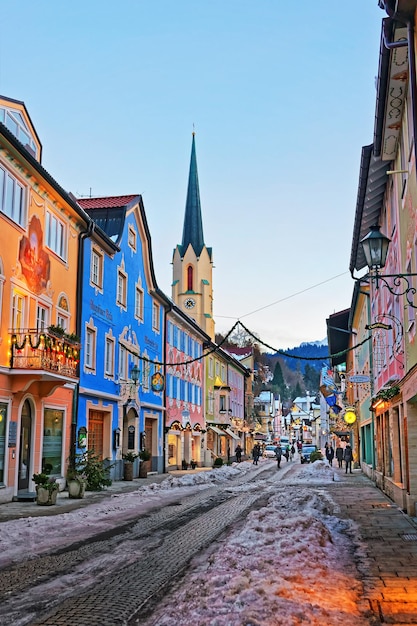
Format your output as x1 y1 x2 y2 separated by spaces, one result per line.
0 1 383 350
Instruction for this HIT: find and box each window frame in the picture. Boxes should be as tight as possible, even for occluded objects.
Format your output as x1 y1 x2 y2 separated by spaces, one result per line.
85 326 96 371
45 208 67 261
117 270 127 309
0 164 26 227
105 336 115 377
135 285 144 321
152 301 160 332
90 247 104 290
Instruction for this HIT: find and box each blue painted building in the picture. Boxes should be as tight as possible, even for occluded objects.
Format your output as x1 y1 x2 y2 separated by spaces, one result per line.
77 194 166 478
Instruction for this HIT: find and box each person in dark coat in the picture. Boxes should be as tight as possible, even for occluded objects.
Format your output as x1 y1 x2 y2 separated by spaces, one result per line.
344 444 353 474
235 444 242 463
326 444 335 467
335 445 344 468
284 445 290 462
274 444 282 469
252 444 260 465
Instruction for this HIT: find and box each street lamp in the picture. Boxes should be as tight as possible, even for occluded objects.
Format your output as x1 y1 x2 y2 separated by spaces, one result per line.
359 225 417 308
119 364 141 401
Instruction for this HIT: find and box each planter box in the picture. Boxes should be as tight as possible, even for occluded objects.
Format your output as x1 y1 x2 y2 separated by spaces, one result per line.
139 460 151 478
123 462 134 481
36 485 58 506
67 479 86 499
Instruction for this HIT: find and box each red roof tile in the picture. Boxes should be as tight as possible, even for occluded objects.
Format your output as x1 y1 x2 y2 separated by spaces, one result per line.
77 195 138 209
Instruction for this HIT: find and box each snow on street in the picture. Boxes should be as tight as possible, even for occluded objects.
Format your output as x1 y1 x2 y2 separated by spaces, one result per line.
0 460 369 625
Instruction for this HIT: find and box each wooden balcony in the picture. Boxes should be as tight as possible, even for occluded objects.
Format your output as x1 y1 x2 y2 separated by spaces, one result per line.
9 328 80 379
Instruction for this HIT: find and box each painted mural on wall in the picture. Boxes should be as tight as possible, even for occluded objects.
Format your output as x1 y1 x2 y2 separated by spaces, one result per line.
19 215 50 294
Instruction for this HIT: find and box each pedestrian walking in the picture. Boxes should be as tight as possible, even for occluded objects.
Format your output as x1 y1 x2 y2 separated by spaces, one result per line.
326 444 334 466
290 444 295 461
235 444 242 463
227 444 231 464
252 444 260 465
284 445 290 462
274 444 282 469
344 444 353 474
335 445 344 468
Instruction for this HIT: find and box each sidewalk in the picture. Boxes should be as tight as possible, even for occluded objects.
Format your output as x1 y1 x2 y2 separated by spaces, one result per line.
0 468 211 522
323 468 417 624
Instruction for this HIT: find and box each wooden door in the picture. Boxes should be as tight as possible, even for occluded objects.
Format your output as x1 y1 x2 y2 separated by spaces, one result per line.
89 410 104 458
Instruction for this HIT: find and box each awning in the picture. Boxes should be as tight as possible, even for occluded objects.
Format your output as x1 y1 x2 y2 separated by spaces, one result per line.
254 433 267 441
208 426 226 436
225 428 240 440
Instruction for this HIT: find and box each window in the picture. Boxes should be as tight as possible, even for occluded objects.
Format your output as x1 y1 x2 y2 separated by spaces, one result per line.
105 337 115 377
119 346 127 380
167 321 174 345
0 165 26 226
56 313 68 331
152 301 160 331
142 357 150 391
36 304 48 331
12 292 25 330
220 395 226 412
0 105 38 157
135 286 144 321
90 249 103 289
85 327 96 370
128 225 137 251
117 271 127 308
46 210 66 260
209 357 214 378
187 265 193 291
42 409 63 475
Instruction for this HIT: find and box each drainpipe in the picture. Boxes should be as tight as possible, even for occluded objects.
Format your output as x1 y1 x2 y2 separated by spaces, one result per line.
69 220 95 469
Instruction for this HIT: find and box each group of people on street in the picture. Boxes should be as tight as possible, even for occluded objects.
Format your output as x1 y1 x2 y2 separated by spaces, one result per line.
325 442 353 473
235 440 354 474
273 442 296 468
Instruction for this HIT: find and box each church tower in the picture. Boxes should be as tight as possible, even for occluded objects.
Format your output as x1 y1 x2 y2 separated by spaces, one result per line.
172 133 215 339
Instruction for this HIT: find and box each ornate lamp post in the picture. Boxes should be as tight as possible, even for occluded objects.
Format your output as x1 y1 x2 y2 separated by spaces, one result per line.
359 225 417 307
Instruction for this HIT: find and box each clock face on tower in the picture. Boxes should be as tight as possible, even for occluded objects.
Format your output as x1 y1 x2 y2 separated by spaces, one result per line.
184 297 196 310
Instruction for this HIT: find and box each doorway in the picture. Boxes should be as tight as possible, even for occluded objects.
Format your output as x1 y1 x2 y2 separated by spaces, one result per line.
18 400 32 491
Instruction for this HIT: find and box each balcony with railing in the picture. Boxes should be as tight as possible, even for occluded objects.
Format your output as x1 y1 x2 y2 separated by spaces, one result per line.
9 328 80 379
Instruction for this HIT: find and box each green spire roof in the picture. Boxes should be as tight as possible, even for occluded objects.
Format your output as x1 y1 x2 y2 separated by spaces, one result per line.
180 133 205 258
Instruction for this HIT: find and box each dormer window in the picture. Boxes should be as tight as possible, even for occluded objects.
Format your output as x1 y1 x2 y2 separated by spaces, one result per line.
0 104 39 159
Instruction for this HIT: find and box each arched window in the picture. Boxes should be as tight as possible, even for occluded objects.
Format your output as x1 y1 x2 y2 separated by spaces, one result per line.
187 265 193 291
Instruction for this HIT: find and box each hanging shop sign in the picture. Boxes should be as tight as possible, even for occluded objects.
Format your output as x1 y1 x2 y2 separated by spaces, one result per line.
151 372 165 392
349 375 370 383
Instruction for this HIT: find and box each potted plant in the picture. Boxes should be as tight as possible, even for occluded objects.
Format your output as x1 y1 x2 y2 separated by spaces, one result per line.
181 459 189 470
139 449 151 478
72 450 113 491
66 466 87 499
122 451 139 481
33 473 59 506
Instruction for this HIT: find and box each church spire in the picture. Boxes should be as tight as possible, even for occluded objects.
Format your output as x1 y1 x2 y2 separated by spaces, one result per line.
180 132 205 258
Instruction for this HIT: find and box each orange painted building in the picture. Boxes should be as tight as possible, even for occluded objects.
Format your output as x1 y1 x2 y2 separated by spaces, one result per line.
0 96 89 502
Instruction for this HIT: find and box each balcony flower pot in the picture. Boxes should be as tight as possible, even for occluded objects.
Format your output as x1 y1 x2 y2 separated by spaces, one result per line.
122 452 139 481
138 449 151 478
33 473 59 506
